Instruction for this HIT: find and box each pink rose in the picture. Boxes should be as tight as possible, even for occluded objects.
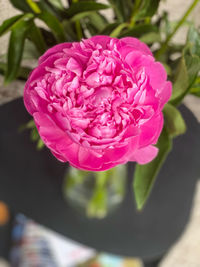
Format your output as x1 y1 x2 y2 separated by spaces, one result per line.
24 36 172 171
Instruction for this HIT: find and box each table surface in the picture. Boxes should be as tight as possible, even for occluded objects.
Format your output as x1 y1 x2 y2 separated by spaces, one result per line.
0 98 200 261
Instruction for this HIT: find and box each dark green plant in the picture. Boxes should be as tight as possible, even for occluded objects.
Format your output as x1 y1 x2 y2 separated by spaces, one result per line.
1 0 200 211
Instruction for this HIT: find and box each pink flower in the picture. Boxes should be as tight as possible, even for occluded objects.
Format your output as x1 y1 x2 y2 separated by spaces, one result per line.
24 36 172 171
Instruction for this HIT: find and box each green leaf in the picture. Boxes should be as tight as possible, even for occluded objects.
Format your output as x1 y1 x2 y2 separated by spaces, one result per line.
100 22 120 35
26 0 41 13
30 127 39 141
70 11 95 22
163 103 187 137
140 32 161 44
185 54 200 85
28 21 47 54
71 11 108 33
0 15 23 37
87 12 108 32
170 56 189 103
47 0 65 10
187 25 200 56
66 1 110 18
120 24 158 38
62 20 77 41
4 14 34 84
133 128 172 210
37 138 44 150
38 11 66 42
170 54 200 105
110 23 129 37
190 76 200 96
9 0 32 12
135 0 161 20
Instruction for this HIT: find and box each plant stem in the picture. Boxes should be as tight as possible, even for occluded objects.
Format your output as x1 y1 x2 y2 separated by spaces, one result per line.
110 22 128 37
130 0 142 27
155 0 200 59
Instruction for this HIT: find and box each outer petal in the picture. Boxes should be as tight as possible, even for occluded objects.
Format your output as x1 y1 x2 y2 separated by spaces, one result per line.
158 81 172 109
39 42 72 64
118 37 153 59
139 112 164 147
33 112 73 159
129 145 158 164
125 51 167 90
24 53 64 115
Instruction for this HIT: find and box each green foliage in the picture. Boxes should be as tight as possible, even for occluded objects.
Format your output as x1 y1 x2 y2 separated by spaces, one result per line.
133 128 172 210
28 21 47 54
120 24 158 38
37 11 66 42
9 0 33 13
19 120 44 150
164 104 186 137
187 26 200 56
66 1 110 18
170 27 200 105
0 15 24 36
4 14 34 84
135 0 161 20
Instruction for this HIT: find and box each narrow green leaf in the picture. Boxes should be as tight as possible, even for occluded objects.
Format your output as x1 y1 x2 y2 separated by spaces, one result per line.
38 11 66 42
66 1 110 18
120 24 158 38
109 0 126 21
38 1 60 18
187 26 200 56
136 0 161 19
28 22 47 54
70 11 94 22
37 138 44 150
9 0 61 16
185 54 200 85
9 0 32 12
170 56 189 103
87 12 108 32
62 20 77 41
26 0 41 13
4 16 33 84
30 127 39 141
0 15 23 37
170 54 200 105
110 23 129 38
99 22 120 35
133 128 172 210
140 32 161 44
190 76 200 96
47 0 65 10
71 11 107 33
163 103 186 137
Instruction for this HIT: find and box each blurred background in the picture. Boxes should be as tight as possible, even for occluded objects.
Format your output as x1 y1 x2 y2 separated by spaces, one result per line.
1 0 200 266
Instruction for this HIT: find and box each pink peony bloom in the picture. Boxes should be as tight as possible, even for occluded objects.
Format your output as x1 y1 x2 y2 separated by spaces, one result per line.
24 36 172 171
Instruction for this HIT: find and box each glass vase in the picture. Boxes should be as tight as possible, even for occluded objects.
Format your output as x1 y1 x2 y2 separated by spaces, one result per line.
63 164 127 219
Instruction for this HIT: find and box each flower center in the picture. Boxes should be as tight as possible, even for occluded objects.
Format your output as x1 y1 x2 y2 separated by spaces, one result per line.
33 39 156 145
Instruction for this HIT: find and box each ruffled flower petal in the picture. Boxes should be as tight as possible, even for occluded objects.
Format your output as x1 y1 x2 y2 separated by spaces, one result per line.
24 36 171 171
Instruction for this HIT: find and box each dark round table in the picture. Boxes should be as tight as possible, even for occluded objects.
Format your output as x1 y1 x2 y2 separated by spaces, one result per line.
0 98 200 265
